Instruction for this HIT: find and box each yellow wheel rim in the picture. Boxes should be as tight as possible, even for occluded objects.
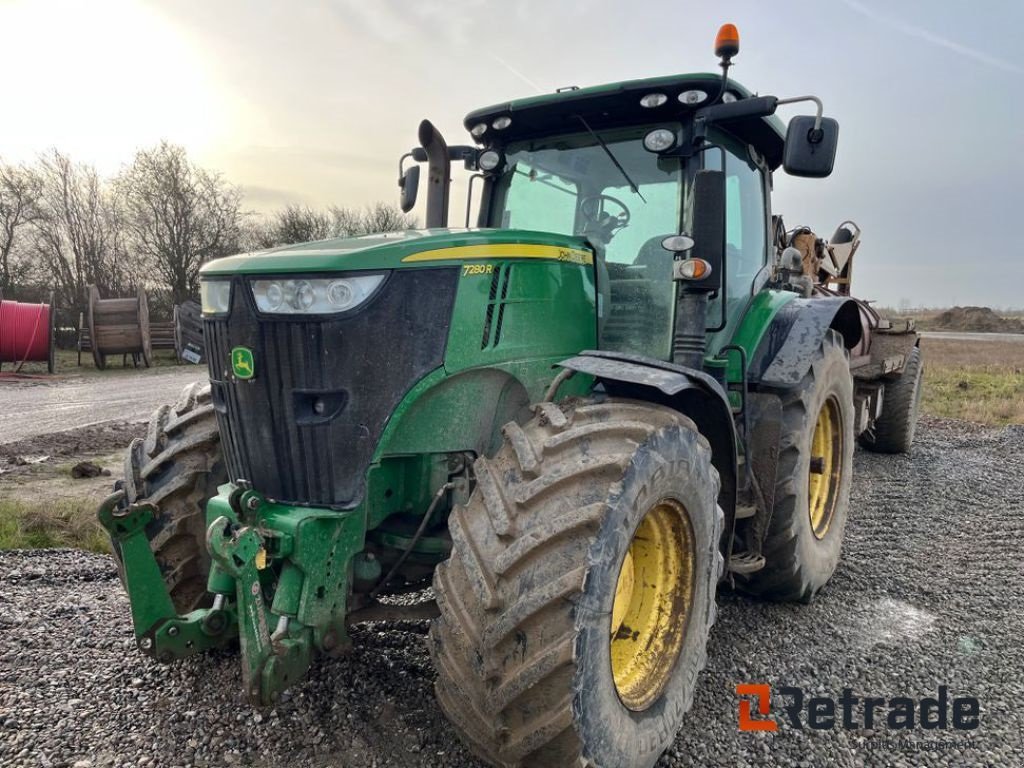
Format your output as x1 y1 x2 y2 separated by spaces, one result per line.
610 499 695 711
808 396 843 539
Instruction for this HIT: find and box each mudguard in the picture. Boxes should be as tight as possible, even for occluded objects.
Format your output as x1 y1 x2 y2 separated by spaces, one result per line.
557 350 738 554
748 296 862 387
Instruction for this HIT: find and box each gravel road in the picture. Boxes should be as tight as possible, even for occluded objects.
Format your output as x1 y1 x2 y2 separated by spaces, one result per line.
1 417 1022 768
919 331 1024 344
0 370 206 445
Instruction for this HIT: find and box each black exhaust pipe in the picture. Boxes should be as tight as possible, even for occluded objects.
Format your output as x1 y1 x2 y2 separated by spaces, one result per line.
418 120 450 228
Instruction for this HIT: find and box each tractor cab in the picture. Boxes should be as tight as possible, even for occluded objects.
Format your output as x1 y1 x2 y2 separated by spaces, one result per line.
464 72 786 363
399 35 839 375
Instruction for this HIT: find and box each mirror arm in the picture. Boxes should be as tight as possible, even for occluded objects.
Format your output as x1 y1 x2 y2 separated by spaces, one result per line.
776 95 824 131
398 152 414 185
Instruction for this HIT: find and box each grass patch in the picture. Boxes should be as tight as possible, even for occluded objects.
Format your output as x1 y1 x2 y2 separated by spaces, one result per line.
0 498 111 553
920 338 1024 425
12 347 184 377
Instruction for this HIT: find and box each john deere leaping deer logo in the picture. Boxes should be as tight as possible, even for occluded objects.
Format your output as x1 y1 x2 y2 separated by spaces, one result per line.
231 346 255 380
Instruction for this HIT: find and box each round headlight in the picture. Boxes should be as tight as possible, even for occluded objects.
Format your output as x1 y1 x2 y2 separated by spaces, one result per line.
478 149 503 172
327 280 353 309
492 116 512 130
264 281 283 310
643 128 676 153
291 280 315 310
640 92 668 108
470 122 488 138
678 89 708 105
722 91 738 103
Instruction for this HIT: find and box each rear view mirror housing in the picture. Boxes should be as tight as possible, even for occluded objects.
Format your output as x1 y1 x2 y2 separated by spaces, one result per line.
399 165 420 212
688 169 725 292
784 116 839 178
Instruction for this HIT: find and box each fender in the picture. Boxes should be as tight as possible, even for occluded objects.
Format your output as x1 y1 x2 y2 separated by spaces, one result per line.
748 296 863 387
557 350 738 555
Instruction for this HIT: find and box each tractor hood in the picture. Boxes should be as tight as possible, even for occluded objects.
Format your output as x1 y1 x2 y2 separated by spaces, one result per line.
200 228 594 276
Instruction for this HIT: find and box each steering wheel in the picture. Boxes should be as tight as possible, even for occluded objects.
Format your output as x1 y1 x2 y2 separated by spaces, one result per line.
579 194 631 243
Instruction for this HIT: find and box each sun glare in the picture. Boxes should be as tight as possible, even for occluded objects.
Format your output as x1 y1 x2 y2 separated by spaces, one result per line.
0 0 225 172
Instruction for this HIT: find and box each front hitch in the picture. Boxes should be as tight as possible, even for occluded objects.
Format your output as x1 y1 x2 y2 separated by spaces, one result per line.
101 486 366 707
206 514 312 705
96 491 237 661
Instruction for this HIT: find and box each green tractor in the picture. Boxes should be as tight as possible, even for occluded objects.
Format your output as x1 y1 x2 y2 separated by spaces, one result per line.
100 24 922 768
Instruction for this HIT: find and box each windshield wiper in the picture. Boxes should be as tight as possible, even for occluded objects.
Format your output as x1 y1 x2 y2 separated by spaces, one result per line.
575 115 646 203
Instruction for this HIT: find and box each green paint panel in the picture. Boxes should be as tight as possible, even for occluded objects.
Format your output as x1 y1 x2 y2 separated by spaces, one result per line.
444 258 596 370
717 289 797 381
200 228 592 276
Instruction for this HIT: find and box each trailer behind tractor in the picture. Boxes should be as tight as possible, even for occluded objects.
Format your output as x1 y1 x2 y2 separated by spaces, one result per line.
99 24 922 768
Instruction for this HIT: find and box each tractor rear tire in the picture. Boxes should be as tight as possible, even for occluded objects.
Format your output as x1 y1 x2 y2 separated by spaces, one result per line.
859 345 923 454
116 381 225 613
430 399 724 768
739 331 854 603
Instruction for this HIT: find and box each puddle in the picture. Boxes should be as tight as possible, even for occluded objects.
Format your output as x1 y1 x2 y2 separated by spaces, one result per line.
850 597 937 649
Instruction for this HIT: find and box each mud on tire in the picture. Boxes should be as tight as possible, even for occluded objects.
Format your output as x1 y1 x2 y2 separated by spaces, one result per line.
116 381 225 613
429 398 724 768
859 344 923 454
739 330 854 603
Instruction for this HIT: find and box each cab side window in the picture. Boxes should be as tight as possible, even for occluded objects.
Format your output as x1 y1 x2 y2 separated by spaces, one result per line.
705 139 768 337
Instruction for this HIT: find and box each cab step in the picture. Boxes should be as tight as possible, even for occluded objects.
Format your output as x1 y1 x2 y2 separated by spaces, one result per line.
727 551 766 574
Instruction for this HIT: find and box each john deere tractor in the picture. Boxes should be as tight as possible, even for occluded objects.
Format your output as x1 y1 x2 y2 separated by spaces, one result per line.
100 24 922 768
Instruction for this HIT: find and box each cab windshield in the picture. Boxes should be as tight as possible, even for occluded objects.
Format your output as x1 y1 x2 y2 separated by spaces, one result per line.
487 127 684 360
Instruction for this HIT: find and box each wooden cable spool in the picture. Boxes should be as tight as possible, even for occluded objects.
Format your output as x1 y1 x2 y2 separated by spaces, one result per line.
86 285 151 370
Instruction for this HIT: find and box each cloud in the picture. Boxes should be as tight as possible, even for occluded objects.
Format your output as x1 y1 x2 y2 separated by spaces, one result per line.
238 184 309 210
489 54 545 94
838 0 1024 76
330 0 485 46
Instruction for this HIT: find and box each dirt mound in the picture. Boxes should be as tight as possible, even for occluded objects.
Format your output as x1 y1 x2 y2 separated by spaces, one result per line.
930 306 1024 333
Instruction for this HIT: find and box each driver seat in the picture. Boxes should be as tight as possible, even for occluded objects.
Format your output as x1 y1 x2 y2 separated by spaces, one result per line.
631 234 674 281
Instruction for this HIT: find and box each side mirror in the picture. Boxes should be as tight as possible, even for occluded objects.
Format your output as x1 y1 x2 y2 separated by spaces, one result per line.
399 165 420 213
688 169 725 291
784 116 839 178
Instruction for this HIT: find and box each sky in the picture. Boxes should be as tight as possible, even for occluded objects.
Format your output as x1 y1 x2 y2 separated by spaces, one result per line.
1 0 1022 308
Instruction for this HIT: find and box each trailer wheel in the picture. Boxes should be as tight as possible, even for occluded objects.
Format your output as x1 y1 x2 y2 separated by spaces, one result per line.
115 381 225 613
859 345 923 454
430 399 723 768
740 331 854 602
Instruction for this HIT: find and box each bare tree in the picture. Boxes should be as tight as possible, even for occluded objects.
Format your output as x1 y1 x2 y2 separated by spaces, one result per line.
273 205 333 244
0 162 42 295
352 201 416 235
117 142 243 305
246 202 417 250
31 150 125 316
331 202 415 237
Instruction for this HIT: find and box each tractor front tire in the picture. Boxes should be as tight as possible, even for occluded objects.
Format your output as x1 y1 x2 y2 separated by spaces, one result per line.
859 345 923 454
740 331 854 603
117 381 225 613
430 399 724 768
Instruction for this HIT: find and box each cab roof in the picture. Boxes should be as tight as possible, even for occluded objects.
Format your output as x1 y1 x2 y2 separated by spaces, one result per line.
465 72 787 169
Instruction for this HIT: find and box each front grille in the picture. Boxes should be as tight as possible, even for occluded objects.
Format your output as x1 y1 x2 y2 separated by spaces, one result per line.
204 268 458 508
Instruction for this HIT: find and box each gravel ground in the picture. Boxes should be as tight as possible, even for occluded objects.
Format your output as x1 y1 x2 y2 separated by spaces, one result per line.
1 417 1022 768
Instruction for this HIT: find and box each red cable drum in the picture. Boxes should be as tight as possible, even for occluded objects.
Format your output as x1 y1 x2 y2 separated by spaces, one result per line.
0 298 55 373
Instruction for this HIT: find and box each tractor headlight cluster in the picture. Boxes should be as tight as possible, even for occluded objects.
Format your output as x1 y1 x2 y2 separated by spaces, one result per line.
643 128 677 153
200 279 232 315
250 274 386 314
